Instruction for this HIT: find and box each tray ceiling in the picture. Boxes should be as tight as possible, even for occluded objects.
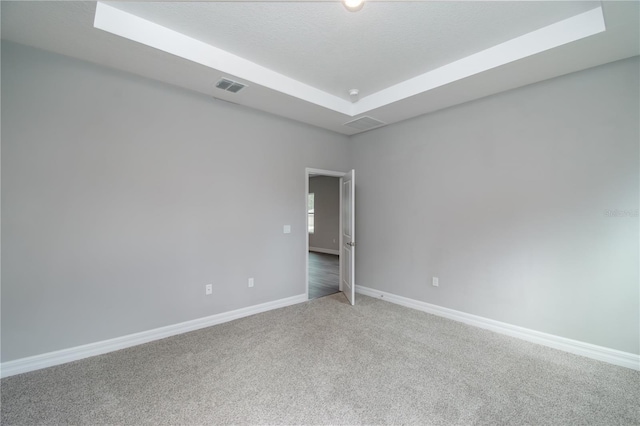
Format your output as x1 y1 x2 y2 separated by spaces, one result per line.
2 1 639 135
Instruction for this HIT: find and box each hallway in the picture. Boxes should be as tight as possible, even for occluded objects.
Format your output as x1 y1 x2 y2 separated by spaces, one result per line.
308 252 339 299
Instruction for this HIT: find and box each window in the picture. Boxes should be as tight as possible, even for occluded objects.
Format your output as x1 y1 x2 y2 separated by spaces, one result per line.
308 193 314 234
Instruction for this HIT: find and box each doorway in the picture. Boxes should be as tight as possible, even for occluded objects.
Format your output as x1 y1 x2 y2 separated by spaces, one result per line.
305 168 355 304
308 174 341 299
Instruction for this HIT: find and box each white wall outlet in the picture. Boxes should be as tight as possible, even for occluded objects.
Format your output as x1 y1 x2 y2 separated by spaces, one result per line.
248 277 254 288
432 277 439 287
205 284 213 295
283 225 291 234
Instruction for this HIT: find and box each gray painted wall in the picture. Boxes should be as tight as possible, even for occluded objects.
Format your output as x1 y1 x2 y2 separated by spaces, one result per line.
1 42 351 362
308 176 340 252
350 57 640 354
2 40 638 363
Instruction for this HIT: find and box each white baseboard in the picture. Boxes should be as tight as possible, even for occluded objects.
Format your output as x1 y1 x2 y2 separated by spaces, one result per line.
356 285 639 371
309 247 339 255
0 293 308 378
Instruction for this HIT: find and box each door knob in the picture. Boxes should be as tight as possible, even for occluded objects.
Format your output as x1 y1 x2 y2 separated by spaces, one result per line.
347 242 356 247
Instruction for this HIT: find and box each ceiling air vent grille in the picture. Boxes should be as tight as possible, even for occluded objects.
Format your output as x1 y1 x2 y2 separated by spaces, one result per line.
215 78 247 93
343 116 386 131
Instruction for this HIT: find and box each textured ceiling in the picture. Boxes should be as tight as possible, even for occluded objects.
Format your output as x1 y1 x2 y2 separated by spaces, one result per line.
1 1 639 135
107 1 598 100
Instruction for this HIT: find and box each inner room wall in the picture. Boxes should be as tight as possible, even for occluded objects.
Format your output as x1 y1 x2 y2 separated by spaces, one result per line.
309 176 340 254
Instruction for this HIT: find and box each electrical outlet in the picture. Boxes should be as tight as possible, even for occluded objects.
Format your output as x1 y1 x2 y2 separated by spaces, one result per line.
205 284 213 295
248 277 254 288
432 277 439 287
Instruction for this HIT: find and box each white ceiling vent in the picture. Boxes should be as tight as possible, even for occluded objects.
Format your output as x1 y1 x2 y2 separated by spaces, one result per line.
215 78 247 93
343 116 386 131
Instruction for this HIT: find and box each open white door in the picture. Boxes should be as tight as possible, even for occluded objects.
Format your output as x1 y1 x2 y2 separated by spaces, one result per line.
342 170 356 305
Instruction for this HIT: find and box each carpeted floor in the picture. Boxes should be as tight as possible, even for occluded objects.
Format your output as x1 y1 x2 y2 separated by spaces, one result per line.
1 293 639 425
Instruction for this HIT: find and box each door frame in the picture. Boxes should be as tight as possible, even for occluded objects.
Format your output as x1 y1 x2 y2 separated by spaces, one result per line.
305 168 346 300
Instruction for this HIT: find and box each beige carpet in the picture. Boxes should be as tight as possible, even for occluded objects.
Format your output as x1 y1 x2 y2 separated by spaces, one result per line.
1 293 639 425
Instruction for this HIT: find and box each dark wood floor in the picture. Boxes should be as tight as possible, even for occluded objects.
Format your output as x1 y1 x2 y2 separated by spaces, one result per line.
308 251 340 299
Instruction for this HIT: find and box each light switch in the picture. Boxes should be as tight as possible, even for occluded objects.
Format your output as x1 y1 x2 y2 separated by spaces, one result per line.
283 225 291 234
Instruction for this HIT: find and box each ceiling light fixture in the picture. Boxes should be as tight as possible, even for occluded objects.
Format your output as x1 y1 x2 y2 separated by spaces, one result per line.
349 89 359 103
343 0 364 12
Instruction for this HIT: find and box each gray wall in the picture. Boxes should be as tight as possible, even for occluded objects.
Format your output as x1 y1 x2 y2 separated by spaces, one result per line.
1 42 351 362
351 57 640 354
2 40 638 363
308 176 340 252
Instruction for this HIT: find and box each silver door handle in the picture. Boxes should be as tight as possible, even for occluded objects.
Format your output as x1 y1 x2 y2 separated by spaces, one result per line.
347 242 356 247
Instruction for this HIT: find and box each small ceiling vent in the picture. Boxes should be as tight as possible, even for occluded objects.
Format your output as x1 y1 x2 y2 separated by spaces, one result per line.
215 78 247 93
343 116 386 131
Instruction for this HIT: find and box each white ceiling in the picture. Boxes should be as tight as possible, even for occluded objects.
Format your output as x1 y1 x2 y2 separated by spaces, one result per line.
103 1 599 100
2 1 639 135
